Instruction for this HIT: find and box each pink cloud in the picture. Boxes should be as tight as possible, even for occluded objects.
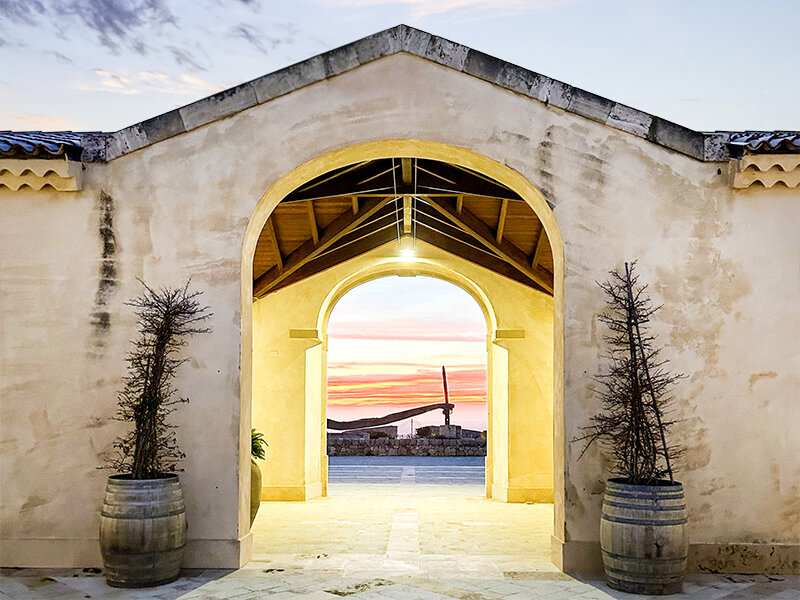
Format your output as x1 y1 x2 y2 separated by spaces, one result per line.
328 365 487 406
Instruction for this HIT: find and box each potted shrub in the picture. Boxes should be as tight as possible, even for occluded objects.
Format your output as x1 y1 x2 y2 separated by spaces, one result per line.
577 263 686 595
250 428 267 526
100 281 211 588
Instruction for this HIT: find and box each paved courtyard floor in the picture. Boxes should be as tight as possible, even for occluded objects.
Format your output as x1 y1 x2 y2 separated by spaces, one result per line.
2 458 797 598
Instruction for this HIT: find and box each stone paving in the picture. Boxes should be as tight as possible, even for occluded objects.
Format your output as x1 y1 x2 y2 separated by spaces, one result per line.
3 563 797 599
2 461 797 599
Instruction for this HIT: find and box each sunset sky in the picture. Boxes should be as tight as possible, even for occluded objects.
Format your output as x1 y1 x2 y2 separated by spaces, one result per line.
326 276 488 435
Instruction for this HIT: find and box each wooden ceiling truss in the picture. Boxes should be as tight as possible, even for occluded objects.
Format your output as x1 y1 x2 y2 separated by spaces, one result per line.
253 158 554 298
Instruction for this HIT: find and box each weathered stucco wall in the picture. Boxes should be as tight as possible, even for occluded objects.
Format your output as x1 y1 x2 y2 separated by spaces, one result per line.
1 51 798 572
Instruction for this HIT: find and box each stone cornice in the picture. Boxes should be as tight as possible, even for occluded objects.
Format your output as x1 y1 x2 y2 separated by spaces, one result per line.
4 27 796 166
97 26 730 163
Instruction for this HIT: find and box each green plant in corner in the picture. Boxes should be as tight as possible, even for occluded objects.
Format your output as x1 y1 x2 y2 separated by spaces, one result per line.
250 428 267 527
251 428 268 460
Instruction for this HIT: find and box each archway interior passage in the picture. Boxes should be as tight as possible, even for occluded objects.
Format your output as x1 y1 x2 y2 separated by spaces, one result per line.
249 150 556 508
325 275 489 488
252 158 554 299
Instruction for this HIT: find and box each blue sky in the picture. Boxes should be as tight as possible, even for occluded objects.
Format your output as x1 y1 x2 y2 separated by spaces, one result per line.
1 0 797 132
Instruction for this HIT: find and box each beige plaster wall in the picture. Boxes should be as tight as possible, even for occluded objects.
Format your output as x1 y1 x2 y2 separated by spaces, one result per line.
251 241 554 504
1 51 798 572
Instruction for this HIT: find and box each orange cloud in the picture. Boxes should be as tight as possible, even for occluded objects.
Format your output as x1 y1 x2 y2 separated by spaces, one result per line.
328 364 487 407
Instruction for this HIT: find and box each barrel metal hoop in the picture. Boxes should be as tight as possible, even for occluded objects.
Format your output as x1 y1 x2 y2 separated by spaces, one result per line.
603 564 684 579
601 514 688 526
603 499 687 512
603 564 685 577
602 549 687 562
100 508 186 519
103 543 187 555
605 490 684 500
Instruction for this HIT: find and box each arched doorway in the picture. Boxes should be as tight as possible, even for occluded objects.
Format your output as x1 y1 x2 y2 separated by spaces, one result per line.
240 140 565 564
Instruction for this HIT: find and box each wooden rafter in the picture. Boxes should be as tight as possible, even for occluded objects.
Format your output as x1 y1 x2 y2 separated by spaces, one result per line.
415 225 537 289
417 164 456 185
254 195 395 297
283 159 519 203
295 161 369 194
357 164 397 186
448 162 514 191
423 196 553 293
254 157 557 299
496 198 508 243
282 190 522 203
531 227 548 270
267 223 398 294
403 196 412 233
306 200 319 245
401 158 413 185
265 219 282 270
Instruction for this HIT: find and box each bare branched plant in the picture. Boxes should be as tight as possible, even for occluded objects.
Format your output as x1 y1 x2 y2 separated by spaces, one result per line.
105 280 211 479
576 262 683 484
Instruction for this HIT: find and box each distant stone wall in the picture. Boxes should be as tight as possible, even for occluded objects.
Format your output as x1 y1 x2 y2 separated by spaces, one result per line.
327 437 487 456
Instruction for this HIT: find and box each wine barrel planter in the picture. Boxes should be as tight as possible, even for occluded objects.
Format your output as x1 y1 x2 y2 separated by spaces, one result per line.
99 474 187 588
600 478 688 595
250 458 262 527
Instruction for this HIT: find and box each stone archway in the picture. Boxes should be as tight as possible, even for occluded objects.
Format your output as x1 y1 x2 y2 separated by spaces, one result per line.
240 139 565 566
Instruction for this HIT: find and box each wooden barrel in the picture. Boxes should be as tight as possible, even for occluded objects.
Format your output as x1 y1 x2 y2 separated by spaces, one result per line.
600 478 688 595
99 474 187 588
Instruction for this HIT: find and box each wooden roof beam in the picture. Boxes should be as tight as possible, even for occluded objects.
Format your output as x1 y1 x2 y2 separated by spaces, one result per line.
283 191 523 203
531 227 548 270
306 200 319 245
283 160 520 203
295 161 370 195
401 158 413 185
415 226 538 289
423 196 554 294
254 195 395 297
403 195 412 234
496 198 508 243
265 218 282 271
266 222 398 295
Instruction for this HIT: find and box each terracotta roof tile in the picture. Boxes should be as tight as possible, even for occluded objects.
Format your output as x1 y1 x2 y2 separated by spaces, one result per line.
728 131 800 153
0 131 88 159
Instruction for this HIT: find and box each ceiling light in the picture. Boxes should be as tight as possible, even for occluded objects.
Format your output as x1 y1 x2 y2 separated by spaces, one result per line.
399 233 415 258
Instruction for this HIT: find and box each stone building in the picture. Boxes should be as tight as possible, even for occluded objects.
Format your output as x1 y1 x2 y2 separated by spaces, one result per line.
1 26 797 574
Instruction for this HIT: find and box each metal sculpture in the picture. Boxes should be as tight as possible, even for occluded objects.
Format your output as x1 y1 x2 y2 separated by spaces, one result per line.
327 365 455 431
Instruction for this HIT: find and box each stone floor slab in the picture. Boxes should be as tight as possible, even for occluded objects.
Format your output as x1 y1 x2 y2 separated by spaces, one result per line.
3 475 798 599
